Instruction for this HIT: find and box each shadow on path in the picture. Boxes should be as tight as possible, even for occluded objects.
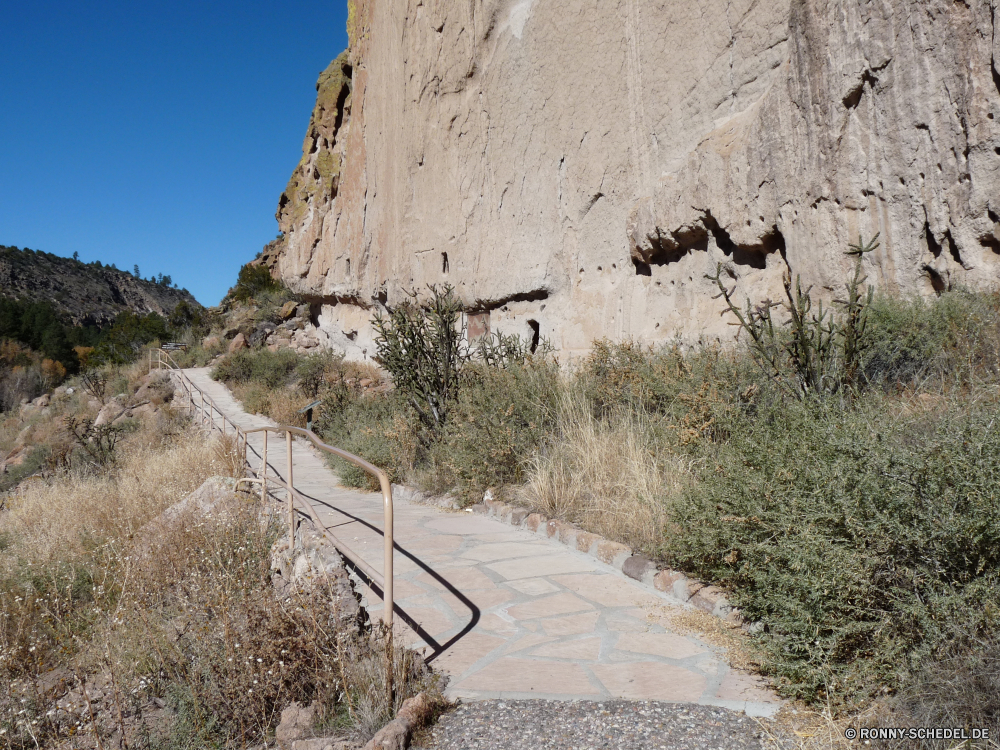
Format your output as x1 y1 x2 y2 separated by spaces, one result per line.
245 440 480 663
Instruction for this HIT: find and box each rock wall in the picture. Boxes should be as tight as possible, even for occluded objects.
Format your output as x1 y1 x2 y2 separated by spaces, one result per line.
271 0 1000 359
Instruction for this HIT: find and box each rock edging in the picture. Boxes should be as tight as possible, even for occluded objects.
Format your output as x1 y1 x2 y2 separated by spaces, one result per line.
472 491 741 625
361 692 436 750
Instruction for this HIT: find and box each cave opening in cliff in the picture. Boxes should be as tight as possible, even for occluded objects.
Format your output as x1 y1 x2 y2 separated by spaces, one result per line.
632 259 652 276
978 209 1000 255
527 319 540 354
924 265 947 295
442 252 449 274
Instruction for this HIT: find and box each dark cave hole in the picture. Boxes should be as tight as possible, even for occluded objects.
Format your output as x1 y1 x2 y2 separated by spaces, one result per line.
527 319 540 354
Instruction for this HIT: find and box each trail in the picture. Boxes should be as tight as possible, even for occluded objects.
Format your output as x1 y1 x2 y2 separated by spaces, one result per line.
179 367 779 715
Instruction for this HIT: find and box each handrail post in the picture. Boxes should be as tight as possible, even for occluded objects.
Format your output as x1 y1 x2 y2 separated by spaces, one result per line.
286 431 295 546
380 476 395 709
261 431 268 503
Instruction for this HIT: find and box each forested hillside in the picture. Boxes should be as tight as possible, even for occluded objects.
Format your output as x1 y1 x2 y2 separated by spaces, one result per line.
0 245 198 325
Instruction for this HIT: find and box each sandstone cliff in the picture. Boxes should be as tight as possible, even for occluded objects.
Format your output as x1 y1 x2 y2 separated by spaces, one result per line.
271 0 1000 358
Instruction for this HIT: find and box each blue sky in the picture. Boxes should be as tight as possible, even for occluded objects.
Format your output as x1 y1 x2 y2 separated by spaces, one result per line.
1 1 348 306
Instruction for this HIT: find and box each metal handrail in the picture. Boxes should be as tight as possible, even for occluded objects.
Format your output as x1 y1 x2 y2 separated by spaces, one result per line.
150 347 396 700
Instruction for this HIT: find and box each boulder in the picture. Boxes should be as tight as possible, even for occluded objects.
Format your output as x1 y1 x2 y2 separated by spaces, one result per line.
94 396 128 427
202 335 221 349
228 332 247 353
280 300 298 320
275 702 315 749
135 372 175 405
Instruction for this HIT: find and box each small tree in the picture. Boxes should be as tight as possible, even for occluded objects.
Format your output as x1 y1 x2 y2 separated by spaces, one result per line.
65 416 125 467
708 234 879 399
373 285 467 433
230 263 282 302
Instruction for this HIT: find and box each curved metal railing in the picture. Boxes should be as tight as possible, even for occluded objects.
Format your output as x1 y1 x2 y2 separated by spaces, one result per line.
150 347 396 698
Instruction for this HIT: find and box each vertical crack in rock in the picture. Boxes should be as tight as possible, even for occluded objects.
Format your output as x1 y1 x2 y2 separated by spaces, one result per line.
925 222 943 258
943 229 967 269
993 4 1000 96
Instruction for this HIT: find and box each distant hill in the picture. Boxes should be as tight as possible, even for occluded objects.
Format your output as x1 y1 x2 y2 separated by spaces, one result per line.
0 245 200 326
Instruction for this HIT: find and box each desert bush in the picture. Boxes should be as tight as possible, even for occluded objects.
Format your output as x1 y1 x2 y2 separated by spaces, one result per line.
861 288 1000 389
91 311 171 365
707 234 879 399
664 392 1000 708
425 358 560 502
317 391 417 489
213 347 300 390
888 624 1000 743
372 285 466 434
229 262 283 302
297 350 343 397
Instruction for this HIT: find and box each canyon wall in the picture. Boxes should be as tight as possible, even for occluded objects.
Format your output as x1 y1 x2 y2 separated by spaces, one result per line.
268 0 1000 359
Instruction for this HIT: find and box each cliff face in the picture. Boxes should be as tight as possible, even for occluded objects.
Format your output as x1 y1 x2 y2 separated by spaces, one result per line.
273 0 1000 358
0 246 200 326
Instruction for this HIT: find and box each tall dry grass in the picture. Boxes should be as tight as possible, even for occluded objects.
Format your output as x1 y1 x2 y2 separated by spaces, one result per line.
0 417 236 575
521 394 692 552
1 389 439 748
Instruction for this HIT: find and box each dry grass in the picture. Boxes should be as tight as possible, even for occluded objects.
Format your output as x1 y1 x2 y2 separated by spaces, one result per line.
0 367 438 748
521 394 692 552
0 420 233 575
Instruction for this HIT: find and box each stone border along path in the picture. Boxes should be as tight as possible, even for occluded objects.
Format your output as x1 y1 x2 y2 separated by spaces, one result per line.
174 368 781 717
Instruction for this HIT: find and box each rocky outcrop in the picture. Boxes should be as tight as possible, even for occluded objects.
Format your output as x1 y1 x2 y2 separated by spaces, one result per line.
271 0 1000 358
0 245 200 326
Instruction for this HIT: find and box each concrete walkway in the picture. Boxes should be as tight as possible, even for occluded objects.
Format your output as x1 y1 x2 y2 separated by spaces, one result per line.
176 368 780 716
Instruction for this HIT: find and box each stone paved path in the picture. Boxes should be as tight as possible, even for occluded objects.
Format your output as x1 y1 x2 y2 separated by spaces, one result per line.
176 368 781 717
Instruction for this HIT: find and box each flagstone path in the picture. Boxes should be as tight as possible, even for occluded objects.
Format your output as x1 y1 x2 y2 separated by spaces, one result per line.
175 368 781 717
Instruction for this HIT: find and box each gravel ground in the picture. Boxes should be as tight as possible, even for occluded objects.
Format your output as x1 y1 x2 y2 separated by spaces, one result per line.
413 700 784 750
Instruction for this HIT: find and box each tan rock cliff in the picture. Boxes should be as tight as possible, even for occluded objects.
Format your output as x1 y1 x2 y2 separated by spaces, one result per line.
271 0 1000 358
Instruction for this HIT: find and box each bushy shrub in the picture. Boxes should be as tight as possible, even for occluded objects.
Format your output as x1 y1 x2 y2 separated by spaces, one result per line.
317 392 417 490
892 625 1000 739
665 394 1000 707
91 311 171 365
707 235 879 399
229 263 285 303
426 359 560 502
372 285 466 433
213 348 300 389
862 289 1000 389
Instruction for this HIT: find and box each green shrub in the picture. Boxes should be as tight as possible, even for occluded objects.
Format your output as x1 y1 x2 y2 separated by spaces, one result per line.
427 359 561 503
372 285 466 434
707 235 878 399
92 311 171 365
862 289 1000 389
316 392 416 490
229 263 285 303
892 624 1000 739
665 393 1000 708
212 348 300 390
